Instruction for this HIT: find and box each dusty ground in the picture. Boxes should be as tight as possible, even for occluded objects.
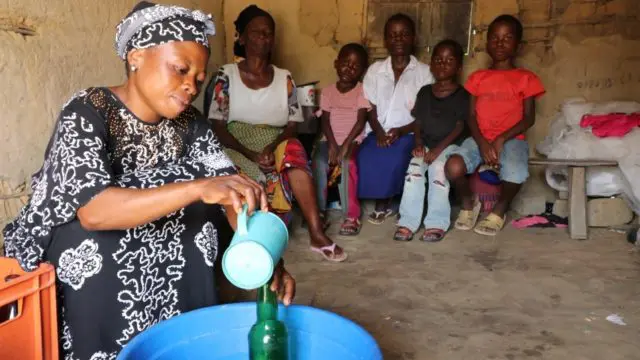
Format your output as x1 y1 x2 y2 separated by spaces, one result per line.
223 210 640 360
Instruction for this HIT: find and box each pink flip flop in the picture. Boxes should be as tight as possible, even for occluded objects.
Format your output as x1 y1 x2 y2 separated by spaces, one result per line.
310 243 348 262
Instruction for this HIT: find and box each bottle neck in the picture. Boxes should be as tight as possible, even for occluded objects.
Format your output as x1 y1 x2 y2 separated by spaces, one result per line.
256 284 278 321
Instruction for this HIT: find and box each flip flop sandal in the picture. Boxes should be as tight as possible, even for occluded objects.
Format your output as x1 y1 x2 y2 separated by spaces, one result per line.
474 213 506 236
368 209 394 225
454 199 482 231
393 227 414 241
339 218 361 236
310 243 348 262
421 228 445 242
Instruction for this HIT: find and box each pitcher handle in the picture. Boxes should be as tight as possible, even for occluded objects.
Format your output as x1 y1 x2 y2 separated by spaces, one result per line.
237 204 249 236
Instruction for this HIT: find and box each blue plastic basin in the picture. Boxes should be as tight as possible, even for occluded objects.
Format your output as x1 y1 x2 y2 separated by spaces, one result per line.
116 303 383 360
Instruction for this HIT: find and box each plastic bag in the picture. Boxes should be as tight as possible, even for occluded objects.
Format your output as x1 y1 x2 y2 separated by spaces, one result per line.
536 113 566 156
562 98 640 127
545 166 626 197
561 97 593 127
538 97 640 214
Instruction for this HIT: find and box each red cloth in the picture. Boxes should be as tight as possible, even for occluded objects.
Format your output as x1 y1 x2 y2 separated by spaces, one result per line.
464 69 545 142
580 113 640 138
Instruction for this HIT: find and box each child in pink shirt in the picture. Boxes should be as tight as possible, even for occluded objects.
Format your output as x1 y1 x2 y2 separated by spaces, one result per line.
312 43 371 236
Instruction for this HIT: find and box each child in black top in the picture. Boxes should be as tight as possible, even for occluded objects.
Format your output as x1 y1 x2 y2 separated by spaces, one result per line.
394 39 470 242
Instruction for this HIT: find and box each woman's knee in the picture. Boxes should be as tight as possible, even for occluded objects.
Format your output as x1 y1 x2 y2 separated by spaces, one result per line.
445 155 467 179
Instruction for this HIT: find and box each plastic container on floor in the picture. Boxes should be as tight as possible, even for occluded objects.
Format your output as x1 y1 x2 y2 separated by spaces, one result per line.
117 303 383 360
0 257 58 360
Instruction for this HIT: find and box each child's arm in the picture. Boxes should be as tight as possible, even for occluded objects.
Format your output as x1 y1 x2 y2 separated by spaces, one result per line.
467 95 498 165
493 72 544 152
320 110 339 148
367 105 389 147
494 97 536 143
340 108 368 155
320 111 341 165
386 121 415 145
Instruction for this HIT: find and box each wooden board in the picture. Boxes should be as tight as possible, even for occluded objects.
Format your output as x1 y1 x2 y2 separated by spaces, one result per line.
528 158 618 167
365 0 473 62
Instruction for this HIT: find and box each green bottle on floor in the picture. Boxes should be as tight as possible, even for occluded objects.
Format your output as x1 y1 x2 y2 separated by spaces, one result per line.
249 284 289 360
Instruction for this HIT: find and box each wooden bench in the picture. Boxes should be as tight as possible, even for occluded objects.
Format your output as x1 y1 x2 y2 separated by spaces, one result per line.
528 158 619 240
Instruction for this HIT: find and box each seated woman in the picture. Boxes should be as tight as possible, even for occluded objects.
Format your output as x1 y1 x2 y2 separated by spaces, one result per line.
2 2 295 358
358 13 435 225
209 5 347 262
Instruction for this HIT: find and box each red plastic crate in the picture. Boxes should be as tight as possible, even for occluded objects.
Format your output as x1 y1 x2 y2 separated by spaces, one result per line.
0 257 58 360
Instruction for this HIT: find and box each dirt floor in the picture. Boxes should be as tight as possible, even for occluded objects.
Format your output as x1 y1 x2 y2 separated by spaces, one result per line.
224 210 640 360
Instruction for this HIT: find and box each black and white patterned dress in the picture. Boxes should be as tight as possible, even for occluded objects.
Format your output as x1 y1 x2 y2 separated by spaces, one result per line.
2 87 237 360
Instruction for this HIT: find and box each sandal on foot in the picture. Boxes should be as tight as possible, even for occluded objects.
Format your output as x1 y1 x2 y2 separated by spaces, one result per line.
454 200 482 231
339 218 361 236
393 227 414 242
474 213 506 236
368 209 395 225
310 243 348 262
421 228 445 242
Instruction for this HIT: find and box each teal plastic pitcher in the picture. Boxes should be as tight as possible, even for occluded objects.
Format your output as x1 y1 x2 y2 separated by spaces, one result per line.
222 206 289 290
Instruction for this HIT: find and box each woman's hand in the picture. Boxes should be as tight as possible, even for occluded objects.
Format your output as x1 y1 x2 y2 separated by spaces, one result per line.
258 144 276 169
270 260 296 306
199 174 268 214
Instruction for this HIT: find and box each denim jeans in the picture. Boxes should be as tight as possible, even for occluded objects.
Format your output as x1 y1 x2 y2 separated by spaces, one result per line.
397 145 461 232
456 137 530 184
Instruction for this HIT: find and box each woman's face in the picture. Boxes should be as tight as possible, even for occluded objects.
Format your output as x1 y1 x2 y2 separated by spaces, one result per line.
129 41 208 119
241 16 275 58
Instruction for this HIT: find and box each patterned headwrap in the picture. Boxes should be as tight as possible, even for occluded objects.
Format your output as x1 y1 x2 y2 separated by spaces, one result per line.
115 1 216 60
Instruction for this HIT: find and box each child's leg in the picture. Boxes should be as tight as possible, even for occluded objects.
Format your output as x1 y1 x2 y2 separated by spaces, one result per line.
338 144 362 236
397 153 428 233
492 139 530 217
474 139 529 236
422 145 460 234
311 141 330 214
340 143 361 220
445 138 483 230
445 138 482 209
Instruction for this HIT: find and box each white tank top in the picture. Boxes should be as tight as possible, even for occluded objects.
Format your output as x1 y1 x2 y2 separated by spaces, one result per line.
227 63 291 127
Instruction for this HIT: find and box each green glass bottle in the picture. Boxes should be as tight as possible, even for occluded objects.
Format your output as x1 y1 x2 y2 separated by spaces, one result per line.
248 284 289 360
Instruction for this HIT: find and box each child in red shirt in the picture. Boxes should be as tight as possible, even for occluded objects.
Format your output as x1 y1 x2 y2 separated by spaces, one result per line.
445 14 545 236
